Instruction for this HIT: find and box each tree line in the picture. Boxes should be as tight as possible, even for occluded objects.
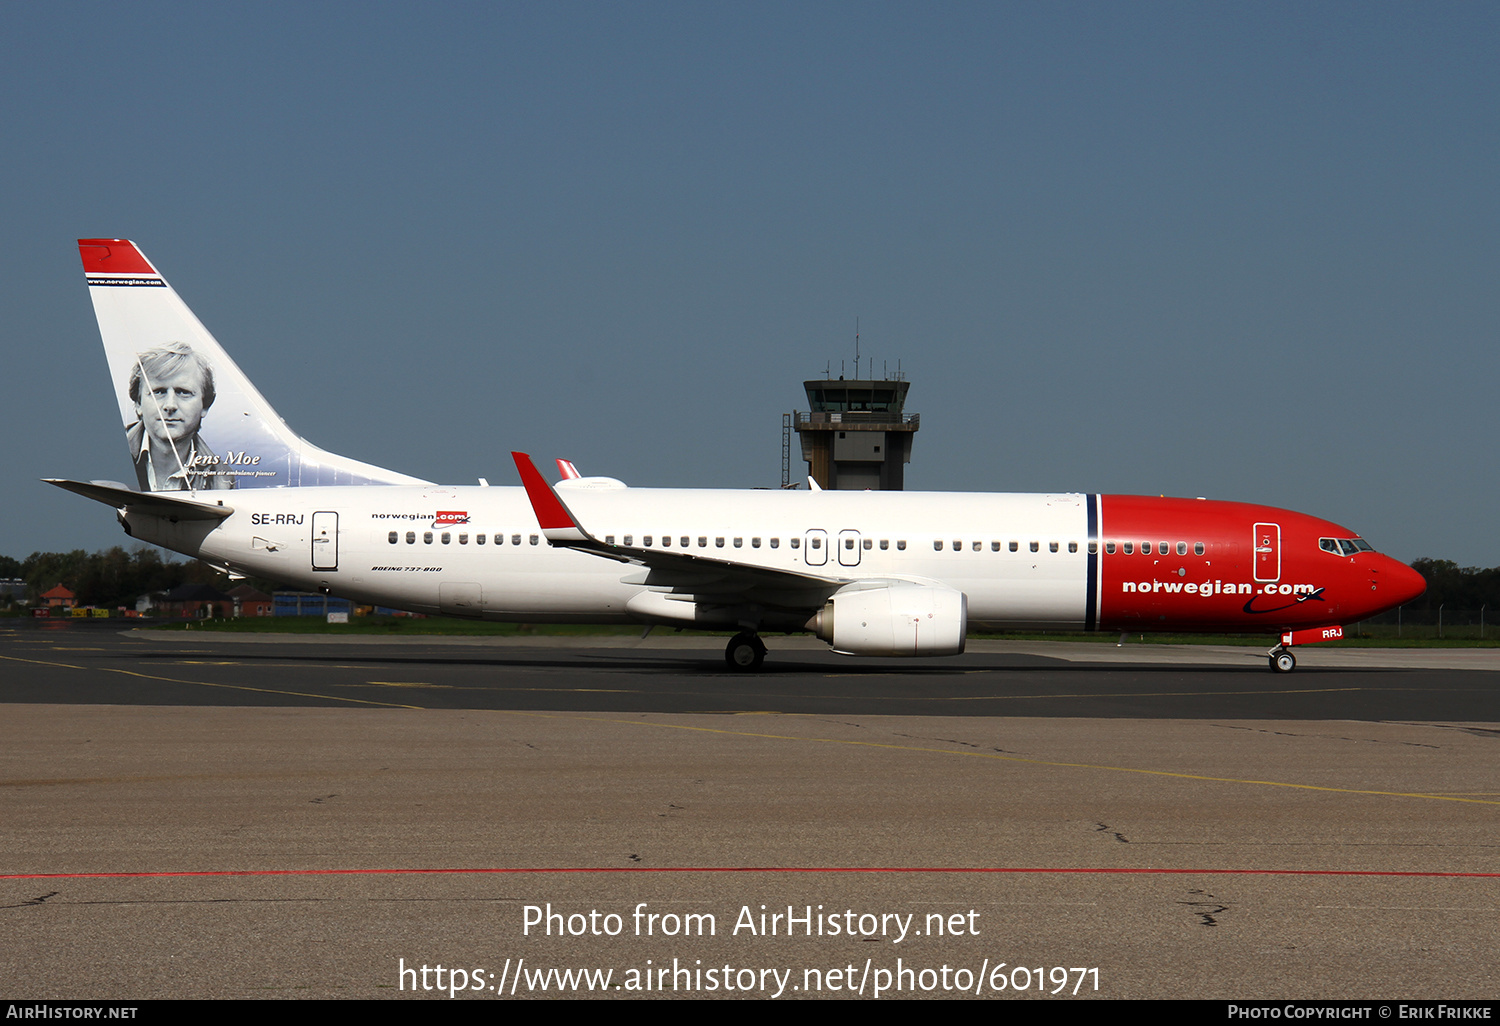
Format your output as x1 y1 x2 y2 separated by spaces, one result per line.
1404 559 1500 612
0 547 269 609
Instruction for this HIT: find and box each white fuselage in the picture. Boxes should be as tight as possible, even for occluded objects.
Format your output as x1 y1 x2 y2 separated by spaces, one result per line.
131 483 1095 629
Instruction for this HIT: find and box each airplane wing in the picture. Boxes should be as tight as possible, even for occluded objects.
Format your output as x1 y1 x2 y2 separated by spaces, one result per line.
511 452 848 605
44 478 235 521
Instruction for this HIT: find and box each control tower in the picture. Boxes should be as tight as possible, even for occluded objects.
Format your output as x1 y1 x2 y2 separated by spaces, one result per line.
790 375 919 490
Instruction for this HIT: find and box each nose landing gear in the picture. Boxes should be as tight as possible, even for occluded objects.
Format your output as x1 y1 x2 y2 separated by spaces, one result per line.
1267 625 1344 673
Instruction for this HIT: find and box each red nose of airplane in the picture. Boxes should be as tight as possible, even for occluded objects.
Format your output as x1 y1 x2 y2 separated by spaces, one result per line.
1387 558 1428 606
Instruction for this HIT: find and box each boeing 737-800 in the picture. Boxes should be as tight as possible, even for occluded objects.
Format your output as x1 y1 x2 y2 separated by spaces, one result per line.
50 239 1426 672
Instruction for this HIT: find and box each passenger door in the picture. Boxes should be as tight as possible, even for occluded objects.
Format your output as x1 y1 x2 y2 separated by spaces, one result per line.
311 511 339 571
1253 522 1280 582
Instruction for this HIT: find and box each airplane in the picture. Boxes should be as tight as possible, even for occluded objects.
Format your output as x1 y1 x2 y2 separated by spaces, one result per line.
50 238 1427 673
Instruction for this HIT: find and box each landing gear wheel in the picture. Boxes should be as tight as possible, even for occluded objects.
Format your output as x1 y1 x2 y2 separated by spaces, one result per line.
1270 649 1296 674
725 632 766 672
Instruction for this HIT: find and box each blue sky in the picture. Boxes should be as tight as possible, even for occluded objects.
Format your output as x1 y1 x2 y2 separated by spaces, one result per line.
4 2 1496 565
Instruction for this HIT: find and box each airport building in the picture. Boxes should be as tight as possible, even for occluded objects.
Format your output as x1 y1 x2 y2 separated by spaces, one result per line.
789 376 919 490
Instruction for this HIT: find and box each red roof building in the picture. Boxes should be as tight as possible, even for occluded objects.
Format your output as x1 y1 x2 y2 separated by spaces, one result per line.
41 585 76 610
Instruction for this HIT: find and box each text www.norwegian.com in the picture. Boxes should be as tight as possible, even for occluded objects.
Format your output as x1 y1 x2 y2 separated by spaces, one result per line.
398 958 1098 998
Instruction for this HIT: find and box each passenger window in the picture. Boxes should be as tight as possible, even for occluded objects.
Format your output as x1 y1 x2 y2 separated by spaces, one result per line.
717 537 725 548
864 539 872 550
530 535 539 546
896 540 906 551
699 537 707 547
1087 542 1096 554
880 540 889 550
734 538 743 548
623 535 633 546
604 535 614 545
1009 541 1018 552
952 540 962 551
934 541 943 551
1030 541 1039 553
1194 542 1204 556
1159 542 1169 554
661 536 670 547
1176 542 1187 555
752 538 761 548
644 536 653 546
1123 542 1132 554
477 533 486 545
388 531 398 544
1068 541 1078 553
790 538 800 549
681 536 689 547
424 532 433 544
972 541 981 551
1049 542 1058 553
406 531 415 544
442 533 451 545
811 538 821 549
991 541 1000 551
846 538 855 550
512 535 522 546
770 538 779 548
1105 542 1115 554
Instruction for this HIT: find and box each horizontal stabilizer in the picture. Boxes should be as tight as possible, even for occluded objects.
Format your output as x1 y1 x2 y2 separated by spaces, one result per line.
44 478 234 521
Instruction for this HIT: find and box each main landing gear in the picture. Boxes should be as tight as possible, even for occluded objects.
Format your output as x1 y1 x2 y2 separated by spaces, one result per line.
725 631 766 672
1268 647 1297 674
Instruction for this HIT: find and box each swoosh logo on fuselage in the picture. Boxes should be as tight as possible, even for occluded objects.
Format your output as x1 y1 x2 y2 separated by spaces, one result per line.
1242 587 1325 615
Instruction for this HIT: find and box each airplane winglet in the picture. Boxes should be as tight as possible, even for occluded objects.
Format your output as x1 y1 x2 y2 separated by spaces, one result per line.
511 452 590 543
556 458 581 480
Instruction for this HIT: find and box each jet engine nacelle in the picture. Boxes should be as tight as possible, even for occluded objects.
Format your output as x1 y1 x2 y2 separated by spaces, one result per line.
809 581 968 657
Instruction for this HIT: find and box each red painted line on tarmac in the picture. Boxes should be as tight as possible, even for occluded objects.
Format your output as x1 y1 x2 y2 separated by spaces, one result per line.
5 867 1500 880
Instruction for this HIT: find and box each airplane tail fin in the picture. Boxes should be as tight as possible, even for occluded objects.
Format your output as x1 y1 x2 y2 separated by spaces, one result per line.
78 239 430 493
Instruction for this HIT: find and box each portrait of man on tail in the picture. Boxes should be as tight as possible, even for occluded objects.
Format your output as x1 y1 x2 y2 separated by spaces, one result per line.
125 341 234 492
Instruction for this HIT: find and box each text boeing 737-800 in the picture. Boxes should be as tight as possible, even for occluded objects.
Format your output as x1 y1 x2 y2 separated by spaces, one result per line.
50 239 1425 672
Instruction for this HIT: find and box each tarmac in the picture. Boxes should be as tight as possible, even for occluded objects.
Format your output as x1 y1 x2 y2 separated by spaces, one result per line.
3 621 1497 1000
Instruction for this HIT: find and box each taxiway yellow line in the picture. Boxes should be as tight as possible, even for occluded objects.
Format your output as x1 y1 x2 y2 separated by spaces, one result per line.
498 709 1500 808
0 653 423 710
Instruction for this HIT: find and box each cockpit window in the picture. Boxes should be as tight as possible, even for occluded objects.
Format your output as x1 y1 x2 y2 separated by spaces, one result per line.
1321 537 1375 556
